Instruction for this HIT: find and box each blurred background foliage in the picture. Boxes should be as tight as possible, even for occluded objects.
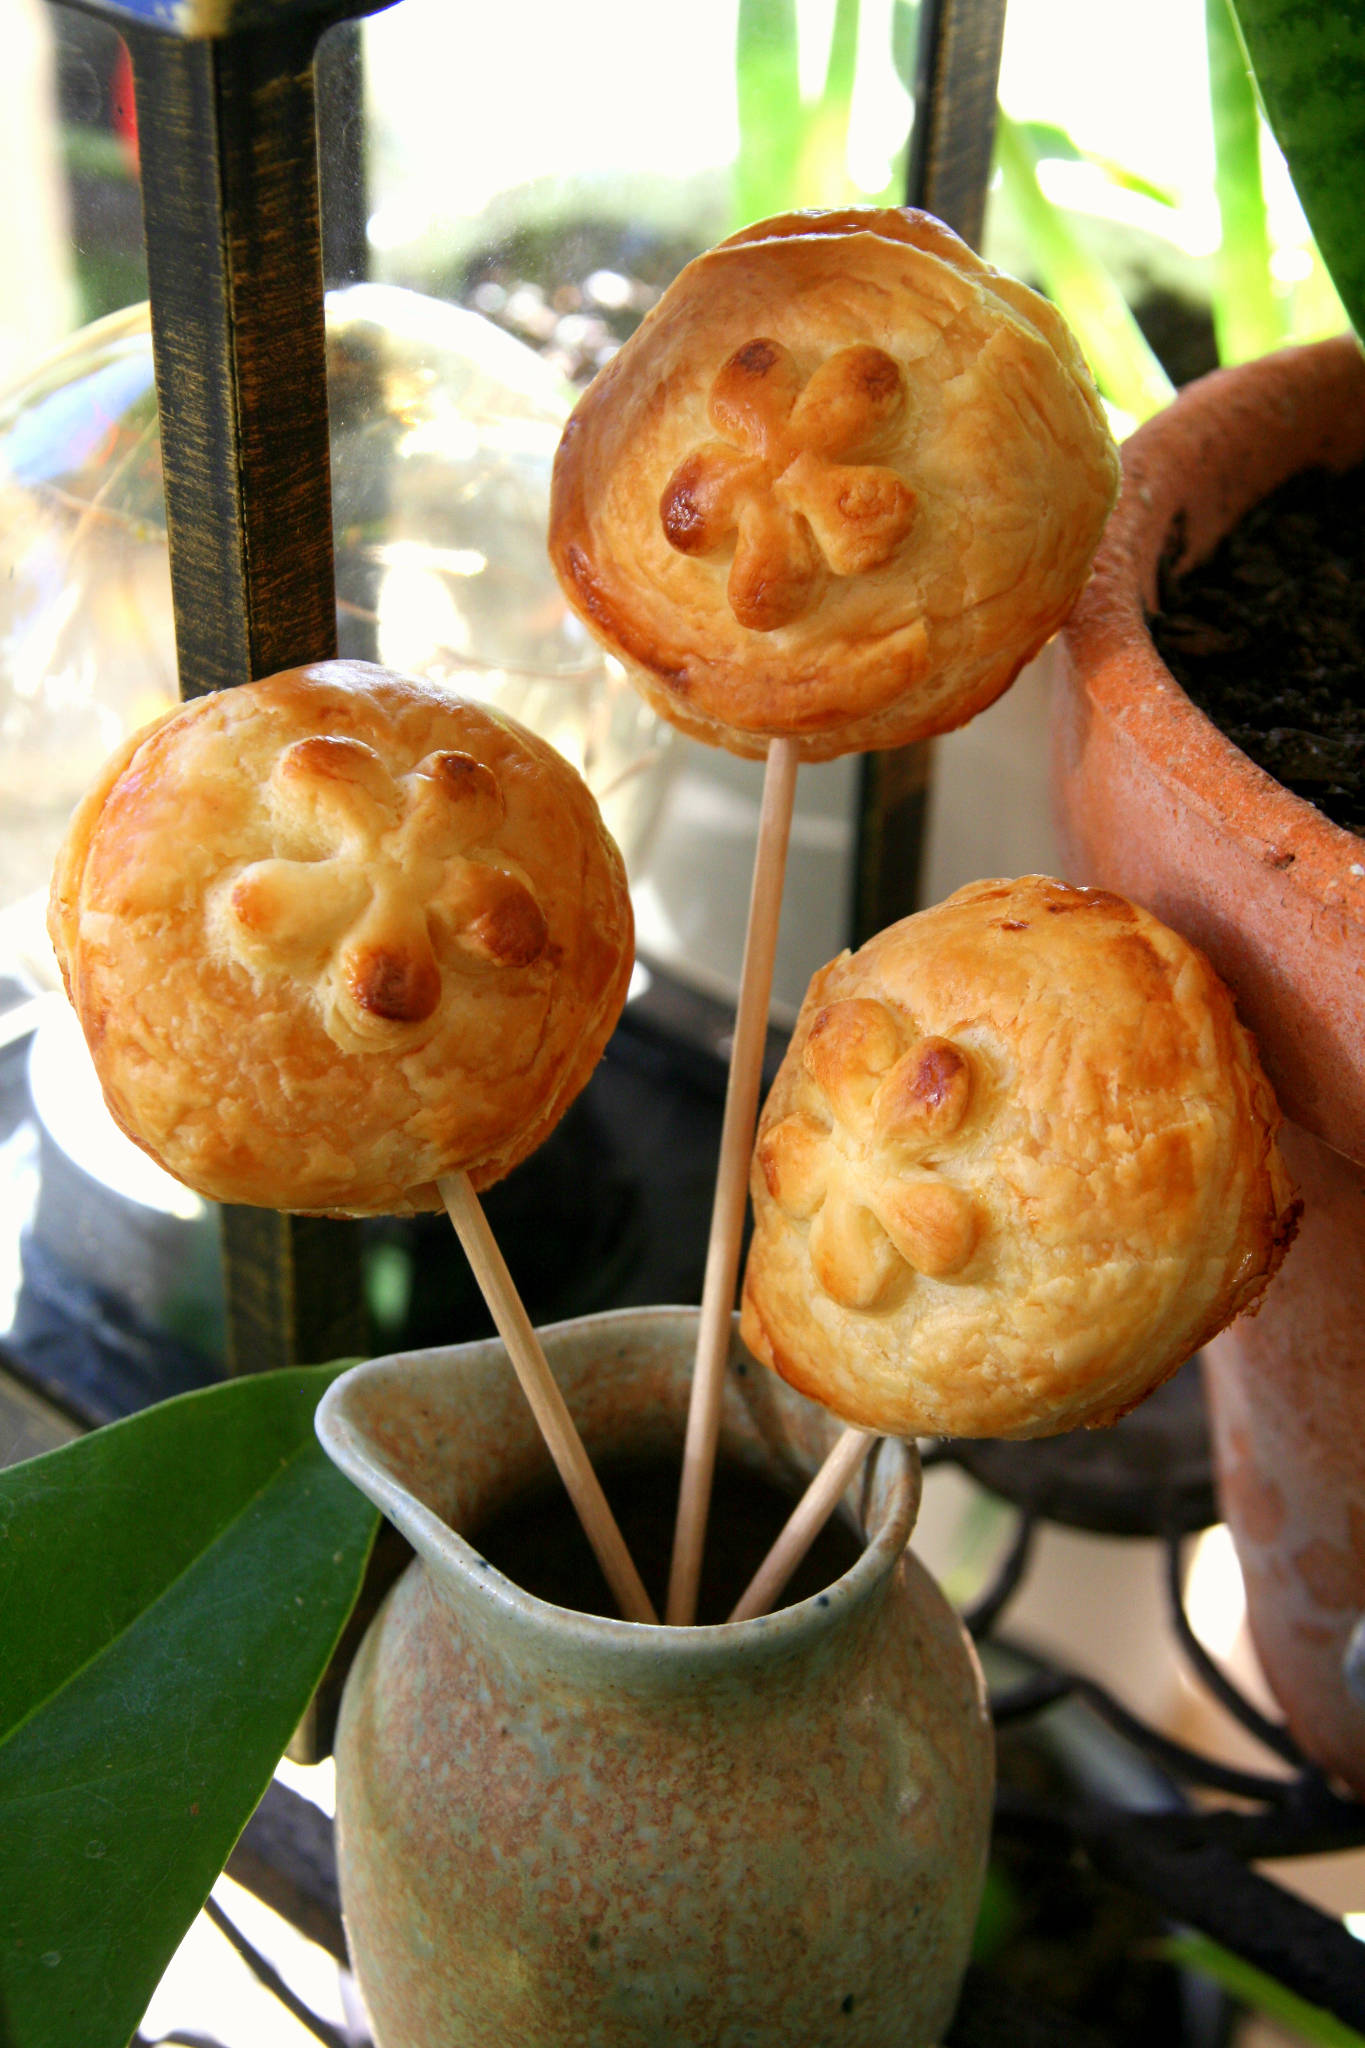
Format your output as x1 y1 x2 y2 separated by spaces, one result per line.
33 0 1350 440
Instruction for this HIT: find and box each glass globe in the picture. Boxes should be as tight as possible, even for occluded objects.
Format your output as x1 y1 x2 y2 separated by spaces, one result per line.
0 282 672 923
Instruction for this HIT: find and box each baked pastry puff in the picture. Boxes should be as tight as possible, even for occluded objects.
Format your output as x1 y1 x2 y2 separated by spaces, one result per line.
550 208 1119 760
48 662 634 1216
740 876 1299 1438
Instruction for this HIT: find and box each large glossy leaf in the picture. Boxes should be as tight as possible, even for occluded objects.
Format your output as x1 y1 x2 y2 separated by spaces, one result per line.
1229 0 1365 338
0 1366 378 2048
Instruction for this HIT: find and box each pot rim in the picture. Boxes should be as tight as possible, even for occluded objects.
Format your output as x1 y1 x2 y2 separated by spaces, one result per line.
1063 333 1365 918
1056 333 1365 1156
315 1302 921 1658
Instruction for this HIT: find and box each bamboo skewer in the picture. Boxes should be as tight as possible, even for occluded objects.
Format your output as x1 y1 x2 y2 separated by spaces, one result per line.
666 737 801 1627
728 1427 877 1623
439 1170 657 1625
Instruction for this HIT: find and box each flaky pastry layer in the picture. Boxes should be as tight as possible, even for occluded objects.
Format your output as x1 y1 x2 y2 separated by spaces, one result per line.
49 662 634 1216
740 877 1299 1437
550 208 1119 760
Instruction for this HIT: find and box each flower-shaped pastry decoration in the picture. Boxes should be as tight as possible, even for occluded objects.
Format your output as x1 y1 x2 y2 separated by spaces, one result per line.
757 998 979 1310
219 735 547 1050
659 339 918 632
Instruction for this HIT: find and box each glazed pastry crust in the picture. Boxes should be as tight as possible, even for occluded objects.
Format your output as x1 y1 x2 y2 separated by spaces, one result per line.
550 208 1118 761
49 662 634 1216
740 877 1299 1438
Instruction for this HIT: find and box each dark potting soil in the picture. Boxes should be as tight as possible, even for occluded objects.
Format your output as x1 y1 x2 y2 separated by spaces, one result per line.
1149 463 1365 837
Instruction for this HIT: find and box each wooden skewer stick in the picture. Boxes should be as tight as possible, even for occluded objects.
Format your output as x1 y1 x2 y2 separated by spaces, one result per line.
666 737 801 1627
439 1170 657 1625
728 1427 877 1624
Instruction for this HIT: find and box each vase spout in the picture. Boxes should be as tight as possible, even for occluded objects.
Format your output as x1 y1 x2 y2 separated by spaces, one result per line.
316 1306 922 1627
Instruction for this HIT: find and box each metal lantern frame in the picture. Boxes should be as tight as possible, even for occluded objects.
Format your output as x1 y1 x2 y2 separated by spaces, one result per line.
52 0 1010 1377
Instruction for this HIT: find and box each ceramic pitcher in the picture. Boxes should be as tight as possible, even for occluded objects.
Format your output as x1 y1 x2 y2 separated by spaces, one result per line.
316 1307 993 2048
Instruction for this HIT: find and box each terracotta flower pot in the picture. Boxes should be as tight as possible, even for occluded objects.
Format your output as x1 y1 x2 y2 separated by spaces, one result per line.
316 1307 993 2047
1052 334 1365 1792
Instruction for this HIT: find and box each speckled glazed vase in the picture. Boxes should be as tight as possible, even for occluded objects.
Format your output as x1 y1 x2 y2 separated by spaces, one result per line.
316 1306 993 2048
1053 335 1365 1791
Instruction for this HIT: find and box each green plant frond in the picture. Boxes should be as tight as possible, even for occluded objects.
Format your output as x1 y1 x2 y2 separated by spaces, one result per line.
733 0 872 223
1012 119 1084 164
1163 1932 1365 2047
994 110 1176 423
733 0 804 227
1206 0 1285 363
819 0 862 112
1079 153 1181 210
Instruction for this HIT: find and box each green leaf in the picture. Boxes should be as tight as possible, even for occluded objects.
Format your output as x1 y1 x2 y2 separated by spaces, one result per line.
818 0 861 114
1008 122 1180 207
0 1366 378 2048
1080 153 1181 210
890 0 917 85
1207 0 1285 363
794 0 862 207
1014 118 1085 164
1228 0 1365 339
994 111 1176 423
1164 1932 1365 2047
733 0 804 228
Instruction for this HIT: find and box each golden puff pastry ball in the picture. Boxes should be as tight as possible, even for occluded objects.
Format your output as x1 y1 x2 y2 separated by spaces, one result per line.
550 207 1119 761
740 876 1299 1439
48 661 634 1217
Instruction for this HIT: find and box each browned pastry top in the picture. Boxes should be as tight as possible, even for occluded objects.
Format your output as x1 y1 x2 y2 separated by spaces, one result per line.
741 876 1299 1437
550 208 1118 760
49 662 633 1216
